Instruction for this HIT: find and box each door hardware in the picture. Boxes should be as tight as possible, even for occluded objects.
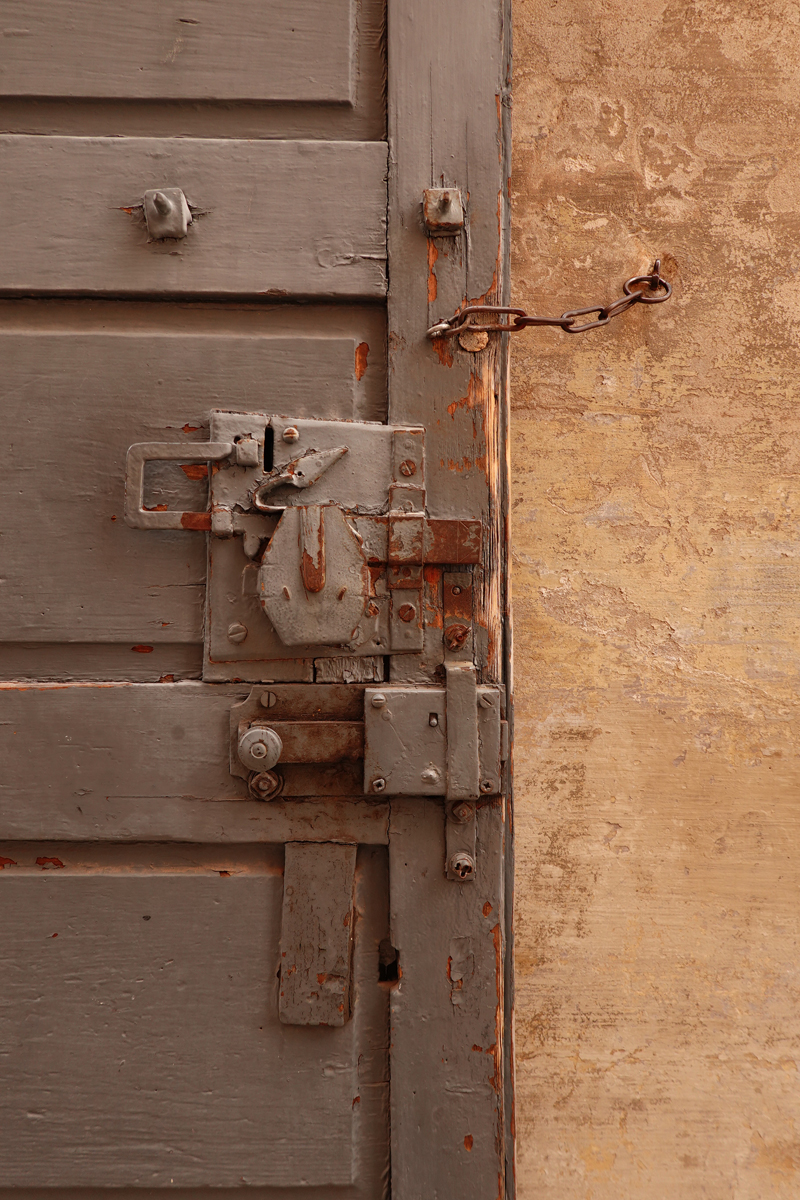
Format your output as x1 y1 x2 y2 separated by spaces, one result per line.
427 260 672 338
125 411 481 671
422 187 464 234
142 187 192 240
228 675 506 800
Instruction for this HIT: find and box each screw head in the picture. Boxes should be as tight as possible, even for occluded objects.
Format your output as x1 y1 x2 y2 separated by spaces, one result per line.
250 742 268 759
371 777 387 793
260 691 277 708
444 623 470 651
480 779 495 794
451 585 462 596
398 603 416 623
450 801 474 824
449 852 476 881
282 426 300 442
479 693 494 708
399 459 417 477
371 693 387 708
227 622 248 643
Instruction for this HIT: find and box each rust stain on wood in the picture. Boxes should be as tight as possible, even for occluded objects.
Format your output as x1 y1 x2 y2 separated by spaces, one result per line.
355 340 370 381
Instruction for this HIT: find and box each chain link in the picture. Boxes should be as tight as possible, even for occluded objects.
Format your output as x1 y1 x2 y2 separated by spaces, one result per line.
427 261 672 339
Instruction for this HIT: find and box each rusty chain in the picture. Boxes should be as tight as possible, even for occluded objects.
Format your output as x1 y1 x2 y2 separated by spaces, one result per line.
426 260 672 339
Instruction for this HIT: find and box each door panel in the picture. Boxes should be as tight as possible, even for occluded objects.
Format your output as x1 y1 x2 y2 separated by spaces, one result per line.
0 137 387 297
0 312 385 648
0 0 355 102
0 844 389 1190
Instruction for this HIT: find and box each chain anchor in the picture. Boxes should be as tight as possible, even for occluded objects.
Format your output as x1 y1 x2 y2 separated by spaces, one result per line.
427 260 672 340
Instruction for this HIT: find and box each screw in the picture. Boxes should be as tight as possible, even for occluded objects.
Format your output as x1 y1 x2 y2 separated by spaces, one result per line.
451 585 462 596
450 801 473 824
399 459 417 476
248 770 282 801
282 426 300 442
398 603 416 623
260 691 277 708
449 852 476 881
444 623 470 651
479 693 494 708
371 777 387 793
227 622 248 643
480 779 495 794
371 693 387 708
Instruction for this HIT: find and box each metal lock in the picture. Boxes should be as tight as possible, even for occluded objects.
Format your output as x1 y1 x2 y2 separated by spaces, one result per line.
143 188 192 240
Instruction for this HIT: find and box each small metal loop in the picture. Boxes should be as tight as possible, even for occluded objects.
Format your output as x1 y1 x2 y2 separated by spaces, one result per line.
623 274 672 304
514 313 576 330
602 293 639 320
559 305 611 334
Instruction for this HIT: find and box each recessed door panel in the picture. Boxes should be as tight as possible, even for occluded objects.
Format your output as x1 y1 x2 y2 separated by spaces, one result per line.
0 0 355 102
0 137 387 298
0 844 389 1190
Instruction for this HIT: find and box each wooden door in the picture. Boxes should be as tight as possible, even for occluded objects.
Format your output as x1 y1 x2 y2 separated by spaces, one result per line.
0 3 512 1197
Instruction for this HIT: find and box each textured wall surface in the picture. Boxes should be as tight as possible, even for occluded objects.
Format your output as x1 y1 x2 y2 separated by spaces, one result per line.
511 2 800 1197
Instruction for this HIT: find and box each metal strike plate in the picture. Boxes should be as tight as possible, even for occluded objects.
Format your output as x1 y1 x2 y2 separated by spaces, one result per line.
423 187 464 235
363 680 503 797
143 188 192 239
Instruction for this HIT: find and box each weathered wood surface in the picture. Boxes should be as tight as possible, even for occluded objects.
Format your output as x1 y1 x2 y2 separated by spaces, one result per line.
0 681 389 841
389 798 507 1199
0 0 354 101
0 320 383 645
0 844 389 1191
0 137 387 297
386 2 512 1196
280 842 357 1026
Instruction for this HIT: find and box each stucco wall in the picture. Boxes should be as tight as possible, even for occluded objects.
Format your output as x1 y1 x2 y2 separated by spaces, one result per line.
510 2 800 1196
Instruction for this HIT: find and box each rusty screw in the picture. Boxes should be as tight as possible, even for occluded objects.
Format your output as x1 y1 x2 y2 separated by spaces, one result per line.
248 770 282 801
398 603 416 623
449 852 476 881
282 426 300 442
399 459 417 477
450 801 474 824
227 622 248 643
451 585 462 596
480 779 495 794
444 623 470 651
371 777 387 793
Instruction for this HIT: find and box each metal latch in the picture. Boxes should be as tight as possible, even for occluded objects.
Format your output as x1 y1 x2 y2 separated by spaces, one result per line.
125 411 482 665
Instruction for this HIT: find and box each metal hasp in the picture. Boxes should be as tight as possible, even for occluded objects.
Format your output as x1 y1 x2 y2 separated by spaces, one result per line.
143 188 192 239
363 666 504 799
123 410 482 672
422 187 464 234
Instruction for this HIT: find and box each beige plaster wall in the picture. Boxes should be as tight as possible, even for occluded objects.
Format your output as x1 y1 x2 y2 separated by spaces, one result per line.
510 2 800 1196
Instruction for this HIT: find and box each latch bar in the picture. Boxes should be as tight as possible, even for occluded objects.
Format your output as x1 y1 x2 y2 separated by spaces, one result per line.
445 663 480 800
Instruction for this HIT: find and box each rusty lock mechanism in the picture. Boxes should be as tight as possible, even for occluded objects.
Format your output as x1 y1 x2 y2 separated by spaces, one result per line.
125 410 481 675
228 666 508 880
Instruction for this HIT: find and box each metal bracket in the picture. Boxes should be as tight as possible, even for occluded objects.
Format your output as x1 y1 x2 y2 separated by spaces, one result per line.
363 670 503 798
143 188 192 240
423 187 465 235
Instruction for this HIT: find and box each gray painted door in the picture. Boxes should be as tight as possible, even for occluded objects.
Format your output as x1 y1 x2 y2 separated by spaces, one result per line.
0 3 512 1197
